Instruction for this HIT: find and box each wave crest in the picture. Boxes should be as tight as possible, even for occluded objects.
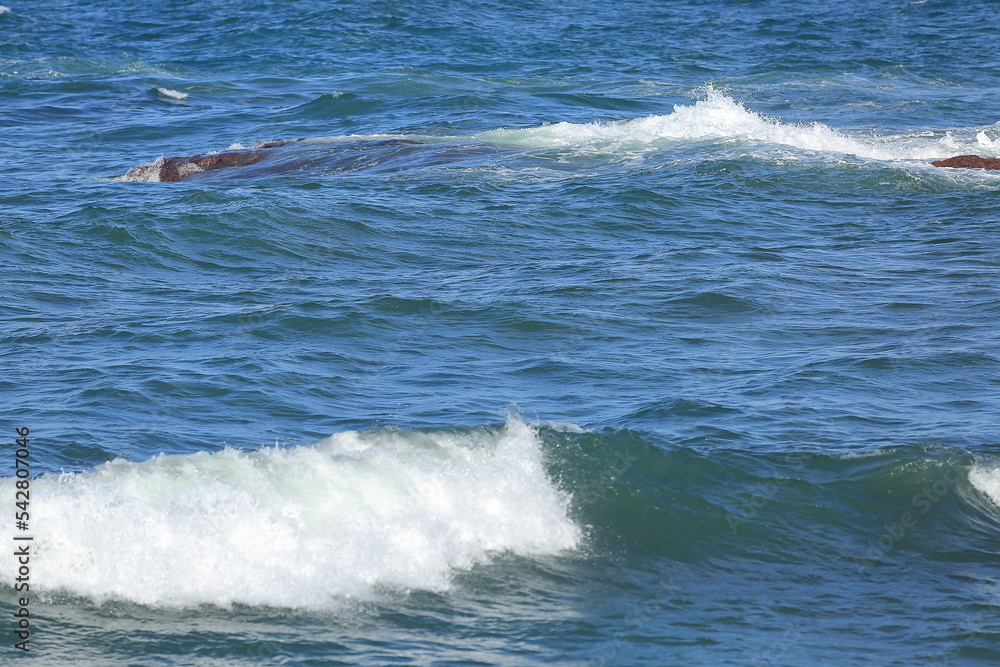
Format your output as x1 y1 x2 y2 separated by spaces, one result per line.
0 417 579 609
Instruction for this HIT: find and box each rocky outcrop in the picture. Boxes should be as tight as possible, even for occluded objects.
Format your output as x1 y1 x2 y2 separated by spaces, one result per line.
117 138 306 182
155 138 308 181
120 138 424 182
155 149 270 181
931 155 1000 170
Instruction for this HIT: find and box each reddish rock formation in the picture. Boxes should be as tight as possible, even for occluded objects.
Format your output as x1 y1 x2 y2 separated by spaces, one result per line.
156 150 269 181
931 155 1000 170
121 137 425 182
154 138 308 181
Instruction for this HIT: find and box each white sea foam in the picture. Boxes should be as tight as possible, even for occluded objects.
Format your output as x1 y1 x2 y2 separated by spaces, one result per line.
0 417 579 609
474 90 992 162
115 156 209 182
968 466 1000 507
115 156 164 182
0 6 11 14
117 92 999 182
154 87 188 100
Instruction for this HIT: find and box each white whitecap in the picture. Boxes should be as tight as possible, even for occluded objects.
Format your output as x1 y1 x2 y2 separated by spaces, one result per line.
0 416 579 609
474 89 989 162
154 87 188 100
969 466 1000 507
114 156 164 182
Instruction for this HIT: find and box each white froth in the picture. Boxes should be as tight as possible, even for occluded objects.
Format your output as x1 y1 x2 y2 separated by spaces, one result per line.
154 87 188 100
0 417 579 609
0 6 11 14
475 90 991 162
115 156 164 182
116 92 999 182
968 466 1000 507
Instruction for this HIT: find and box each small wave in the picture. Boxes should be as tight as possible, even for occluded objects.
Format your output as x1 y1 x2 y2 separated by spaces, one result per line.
115 156 165 182
474 89 992 162
152 87 188 101
115 156 204 183
540 429 994 564
0 416 579 609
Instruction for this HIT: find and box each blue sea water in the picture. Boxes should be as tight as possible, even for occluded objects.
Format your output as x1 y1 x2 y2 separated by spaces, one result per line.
3 0 1000 664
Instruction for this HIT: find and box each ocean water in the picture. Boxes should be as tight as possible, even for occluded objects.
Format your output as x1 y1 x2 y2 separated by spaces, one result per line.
2 0 1000 664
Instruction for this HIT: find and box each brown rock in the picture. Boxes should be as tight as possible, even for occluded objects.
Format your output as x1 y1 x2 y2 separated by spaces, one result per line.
931 155 1000 170
123 137 427 182
157 149 271 181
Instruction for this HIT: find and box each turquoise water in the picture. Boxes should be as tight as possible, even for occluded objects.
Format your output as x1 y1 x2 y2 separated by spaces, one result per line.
3 0 1000 664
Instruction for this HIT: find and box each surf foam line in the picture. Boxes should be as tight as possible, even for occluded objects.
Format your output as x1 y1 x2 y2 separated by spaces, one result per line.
116 90 998 182
0 417 580 610
473 90 990 162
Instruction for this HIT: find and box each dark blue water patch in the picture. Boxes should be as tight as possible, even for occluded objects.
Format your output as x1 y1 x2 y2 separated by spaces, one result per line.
625 398 744 422
284 92 383 120
658 292 765 317
533 91 653 114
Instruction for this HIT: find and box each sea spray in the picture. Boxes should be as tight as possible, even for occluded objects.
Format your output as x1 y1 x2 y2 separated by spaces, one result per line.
474 89 986 161
0 417 580 609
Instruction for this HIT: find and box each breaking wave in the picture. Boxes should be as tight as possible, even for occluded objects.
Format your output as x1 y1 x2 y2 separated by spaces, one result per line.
0 417 579 609
116 90 999 182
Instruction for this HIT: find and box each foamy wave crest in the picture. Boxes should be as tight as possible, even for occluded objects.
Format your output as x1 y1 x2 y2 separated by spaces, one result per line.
969 466 1000 507
153 87 188 101
977 130 997 148
115 156 164 182
0 417 579 609
475 90 987 161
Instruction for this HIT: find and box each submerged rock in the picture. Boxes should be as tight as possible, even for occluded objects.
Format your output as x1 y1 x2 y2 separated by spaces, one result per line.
155 138 308 181
931 155 1000 170
155 149 270 181
119 138 424 182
